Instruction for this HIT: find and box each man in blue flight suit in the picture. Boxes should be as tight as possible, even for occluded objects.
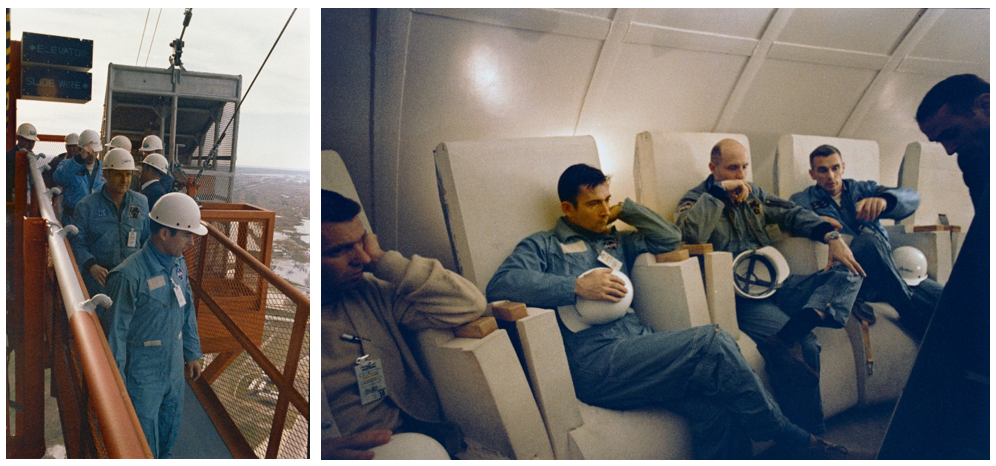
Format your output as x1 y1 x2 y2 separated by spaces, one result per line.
138 152 174 210
789 144 942 338
103 192 206 459
676 139 865 435
54 129 107 225
70 148 150 299
488 163 853 459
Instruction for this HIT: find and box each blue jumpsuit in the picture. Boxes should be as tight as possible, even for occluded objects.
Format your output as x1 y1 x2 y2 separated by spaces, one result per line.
677 176 863 434
103 241 203 458
53 154 106 225
141 174 174 211
487 199 811 459
70 187 150 299
789 180 942 338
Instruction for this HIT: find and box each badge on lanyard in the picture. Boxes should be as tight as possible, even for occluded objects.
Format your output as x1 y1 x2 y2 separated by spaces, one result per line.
354 355 387 405
597 249 623 272
173 281 187 307
127 228 138 248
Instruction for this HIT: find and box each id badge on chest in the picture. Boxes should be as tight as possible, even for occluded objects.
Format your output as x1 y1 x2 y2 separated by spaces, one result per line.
173 283 187 307
127 228 137 248
597 249 623 271
354 355 387 405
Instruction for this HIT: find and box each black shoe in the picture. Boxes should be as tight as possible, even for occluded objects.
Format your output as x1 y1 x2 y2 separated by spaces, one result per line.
756 335 819 386
852 300 876 325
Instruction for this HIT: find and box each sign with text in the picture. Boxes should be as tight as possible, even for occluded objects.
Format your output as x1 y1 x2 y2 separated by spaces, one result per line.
21 32 93 71
21 66 92 103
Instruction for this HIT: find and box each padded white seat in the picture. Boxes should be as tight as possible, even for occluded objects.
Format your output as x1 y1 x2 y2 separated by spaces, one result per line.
322 150 552 460
433 136 709 459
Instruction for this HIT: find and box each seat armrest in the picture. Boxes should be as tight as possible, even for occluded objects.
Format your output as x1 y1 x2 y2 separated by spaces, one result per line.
515 307 583 459
416 327 554 459
630 253 711 332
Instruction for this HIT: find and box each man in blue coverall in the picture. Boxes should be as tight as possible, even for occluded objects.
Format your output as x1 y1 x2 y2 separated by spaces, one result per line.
487 163 852 459
103 192 206 458
789 144 942 338
70 148 150 299
676 139 865 435
54 129 107 225
138 152 174 210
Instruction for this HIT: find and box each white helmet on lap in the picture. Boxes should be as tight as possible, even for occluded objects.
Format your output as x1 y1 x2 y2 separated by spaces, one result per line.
559 268 633 332
79 129 102 152
103 148 137 171
140 135 164 153
109 135 132 151
149 192 207 235
893 246 928 286
142 153 170 175
733 246 790 299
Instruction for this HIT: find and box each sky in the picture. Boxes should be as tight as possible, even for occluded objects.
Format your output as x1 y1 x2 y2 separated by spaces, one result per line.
9 8 311 170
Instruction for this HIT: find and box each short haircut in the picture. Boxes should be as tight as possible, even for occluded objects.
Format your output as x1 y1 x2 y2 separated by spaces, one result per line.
710 143 723 166
916 74 990 124
809 144 841 166
558 164 608 206
323 189 362 223
151 220 179 236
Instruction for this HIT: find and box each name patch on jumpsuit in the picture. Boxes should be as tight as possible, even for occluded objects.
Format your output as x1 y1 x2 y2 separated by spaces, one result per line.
147 275 166 291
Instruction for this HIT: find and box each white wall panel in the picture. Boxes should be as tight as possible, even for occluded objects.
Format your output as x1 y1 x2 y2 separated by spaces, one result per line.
392 12 601 267
728 60 877 191
776 9 921 55
634 8 773 39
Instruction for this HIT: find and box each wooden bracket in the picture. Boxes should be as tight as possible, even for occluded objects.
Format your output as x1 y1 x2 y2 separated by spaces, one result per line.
454 316 498 339
655 248 690 263
489 301 528 322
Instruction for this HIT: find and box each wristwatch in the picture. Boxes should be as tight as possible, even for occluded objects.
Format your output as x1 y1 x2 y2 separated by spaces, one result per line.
825 230 841 243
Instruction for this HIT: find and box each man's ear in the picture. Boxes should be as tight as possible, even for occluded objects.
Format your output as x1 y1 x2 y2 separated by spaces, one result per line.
561 200 575 218
976 93 990 119
809 168 817 181
708 161 716 175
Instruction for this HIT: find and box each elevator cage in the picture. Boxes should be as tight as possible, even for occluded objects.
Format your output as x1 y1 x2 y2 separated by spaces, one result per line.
103 63 242 202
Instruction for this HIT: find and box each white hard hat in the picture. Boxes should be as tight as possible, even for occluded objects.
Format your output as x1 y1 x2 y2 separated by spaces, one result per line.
142 153 169 175
79 129 102 151
103 148 137 171
733 246 790 299
893 246 928 286
17 123 39 141
150 192 207 236
65 133 80 146
109 135 132 151
140 135 164 153
368 433 450 460
560 268 633 331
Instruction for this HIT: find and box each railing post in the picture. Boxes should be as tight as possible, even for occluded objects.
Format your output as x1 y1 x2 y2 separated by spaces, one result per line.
21 217 48 457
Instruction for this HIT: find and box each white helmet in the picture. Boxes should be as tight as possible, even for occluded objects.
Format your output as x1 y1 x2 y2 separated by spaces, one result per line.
17 123 39 141
103 148 137 171
142 153 169 175
109 135 132 151
561 268 633 331
893 246 928 286
79 129 102 152
140 135 164 153
65 133 80 146
732 246 790 299
150 192 207 235
368 433 451 460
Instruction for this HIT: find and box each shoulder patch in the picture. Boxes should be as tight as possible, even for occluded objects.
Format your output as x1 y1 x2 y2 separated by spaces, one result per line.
678 201 694 213
812 200 829 210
